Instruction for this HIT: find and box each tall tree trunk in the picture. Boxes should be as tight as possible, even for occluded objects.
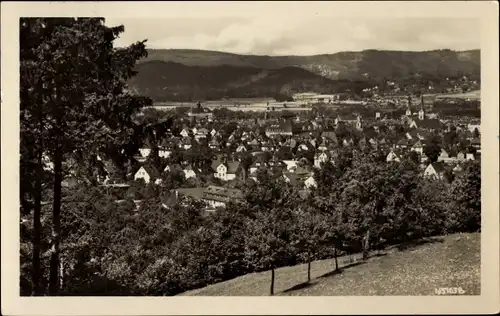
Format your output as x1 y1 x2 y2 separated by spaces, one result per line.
31 103 44 296
270 268 275 296
307 260 311 283
59 257 64 291
334 246 339 271
31 174 42 295
49 145 62 295
363 229 370 261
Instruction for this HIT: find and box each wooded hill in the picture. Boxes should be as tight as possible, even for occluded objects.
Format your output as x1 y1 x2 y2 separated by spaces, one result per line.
127 49 480 102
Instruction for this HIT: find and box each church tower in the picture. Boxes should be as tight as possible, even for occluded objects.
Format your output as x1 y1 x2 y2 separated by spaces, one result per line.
418 95 425 120
405 95 412 116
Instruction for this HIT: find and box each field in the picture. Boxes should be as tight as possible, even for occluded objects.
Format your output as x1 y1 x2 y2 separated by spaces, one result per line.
149 99 314 112
179 233 480 296
146 98 356 112
435 90 481 100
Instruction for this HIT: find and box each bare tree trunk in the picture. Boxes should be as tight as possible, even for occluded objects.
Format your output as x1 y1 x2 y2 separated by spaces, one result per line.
270 268 275 296
31 103 44 296
49 145 62 295
334 246 339 271
307 261 311 283
363 229 370 261
31 174 42 295
59 257 64 291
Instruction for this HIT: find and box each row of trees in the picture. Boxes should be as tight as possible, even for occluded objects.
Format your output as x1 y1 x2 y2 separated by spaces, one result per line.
21 148 481 296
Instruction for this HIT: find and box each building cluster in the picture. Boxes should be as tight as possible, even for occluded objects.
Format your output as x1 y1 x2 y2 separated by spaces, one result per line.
93 99 480 211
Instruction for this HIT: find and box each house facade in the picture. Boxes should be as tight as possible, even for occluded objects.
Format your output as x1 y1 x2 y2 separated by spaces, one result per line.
423 162 446 180
202 186 244 209
134 165 161 184
212 160 242 181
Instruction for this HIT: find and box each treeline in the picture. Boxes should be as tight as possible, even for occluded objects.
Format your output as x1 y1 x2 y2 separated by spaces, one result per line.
434 100 481 118
20 150 481 296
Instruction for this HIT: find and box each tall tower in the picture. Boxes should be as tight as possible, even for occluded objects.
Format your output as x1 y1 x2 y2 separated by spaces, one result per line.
418 95 425 120
405 95 412 116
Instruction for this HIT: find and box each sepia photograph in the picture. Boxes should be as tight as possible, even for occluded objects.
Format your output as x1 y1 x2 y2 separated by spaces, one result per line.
1 1 499 315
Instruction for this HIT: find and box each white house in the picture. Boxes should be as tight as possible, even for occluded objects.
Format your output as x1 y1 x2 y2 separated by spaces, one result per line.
202 186 244 209
466 153 475 161
314 152 331 168
283 160 298 171
304 176 317 189
437 149 457 163
386 150 401 163
194 128 209 141
212 160 242 181
158 148 172 158
183 165 197 179
236 145 247 152
411 140 424 155
467 124 480 134
423 162 446 180
134 165 161 184
180 128 190 138
139 148 151 158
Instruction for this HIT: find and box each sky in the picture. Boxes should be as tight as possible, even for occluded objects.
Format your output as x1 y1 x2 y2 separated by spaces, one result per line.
105 17 480 56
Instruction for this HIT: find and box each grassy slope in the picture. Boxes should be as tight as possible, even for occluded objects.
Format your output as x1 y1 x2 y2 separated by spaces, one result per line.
179 233 480 296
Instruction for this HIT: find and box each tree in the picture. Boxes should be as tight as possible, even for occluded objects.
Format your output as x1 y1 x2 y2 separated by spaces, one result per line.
339 157 392 260
20 18 152 295
312 194 348 271
404 151 420 165
448 160 481 232
243 180 299 295
313 161 337 197
290 201 329 283
424 134 442 163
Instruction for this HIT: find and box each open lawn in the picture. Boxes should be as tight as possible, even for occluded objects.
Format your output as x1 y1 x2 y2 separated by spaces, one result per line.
179 233 480 296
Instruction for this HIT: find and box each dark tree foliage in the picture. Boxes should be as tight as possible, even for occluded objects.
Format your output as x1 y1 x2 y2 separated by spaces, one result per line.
20 17 151 295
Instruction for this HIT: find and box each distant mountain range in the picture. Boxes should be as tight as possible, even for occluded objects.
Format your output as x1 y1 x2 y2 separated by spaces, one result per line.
128 49 480 102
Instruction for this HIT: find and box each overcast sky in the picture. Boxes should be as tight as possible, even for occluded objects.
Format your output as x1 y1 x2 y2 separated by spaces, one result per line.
106 17 480 56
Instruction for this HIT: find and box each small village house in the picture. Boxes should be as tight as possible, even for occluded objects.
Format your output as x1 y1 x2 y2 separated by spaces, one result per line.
386 150 401 163
183 164 197 179
202 186 244 209
134 165 162 184
212 159 243 181
423 162 446 180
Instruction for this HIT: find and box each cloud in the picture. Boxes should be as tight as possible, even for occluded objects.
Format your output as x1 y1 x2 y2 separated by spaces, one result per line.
107 17 480 55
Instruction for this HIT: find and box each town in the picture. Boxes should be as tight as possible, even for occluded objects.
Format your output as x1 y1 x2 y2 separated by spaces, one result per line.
19 17 482 299
85 92 481 212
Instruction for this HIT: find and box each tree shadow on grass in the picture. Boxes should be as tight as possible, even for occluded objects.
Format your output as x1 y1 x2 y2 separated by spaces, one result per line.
281 280 319 293
395 237 445 252
369 252 388 259
280 261 367 295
